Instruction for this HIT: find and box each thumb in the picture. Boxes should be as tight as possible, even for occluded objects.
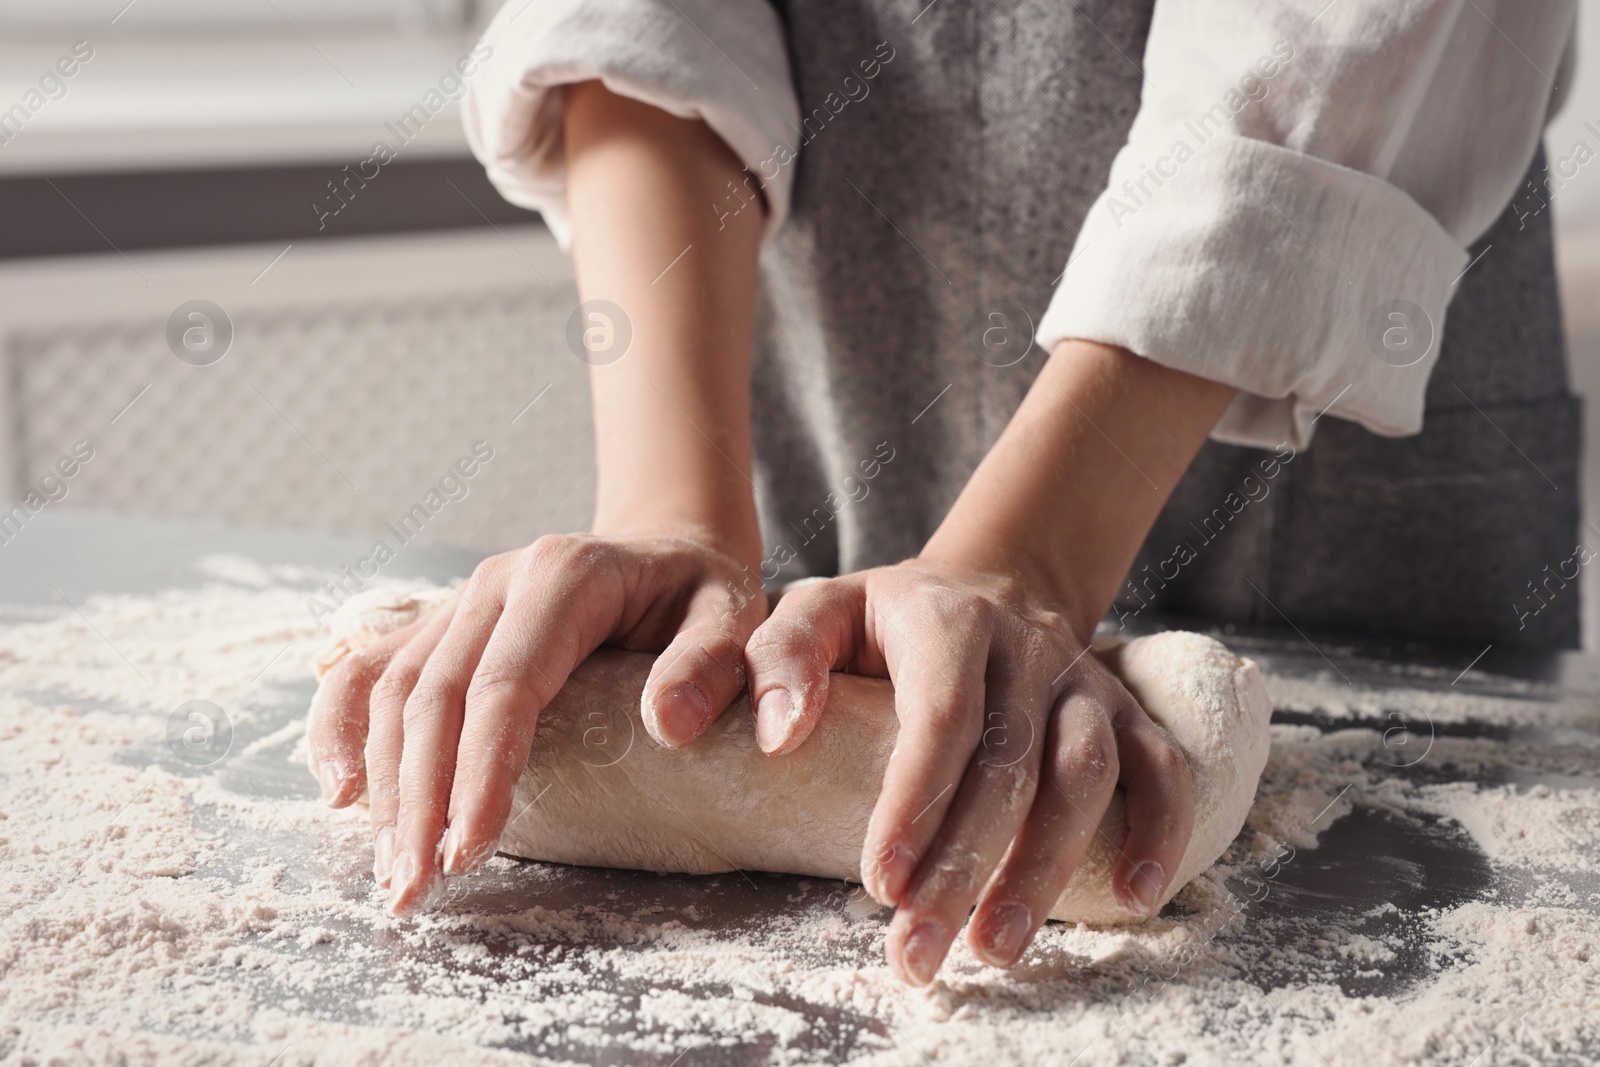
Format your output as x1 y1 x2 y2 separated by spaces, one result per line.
743 576 866 755
641 574 766 748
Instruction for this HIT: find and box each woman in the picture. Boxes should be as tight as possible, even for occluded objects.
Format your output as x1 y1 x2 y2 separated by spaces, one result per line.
310 0 1580 985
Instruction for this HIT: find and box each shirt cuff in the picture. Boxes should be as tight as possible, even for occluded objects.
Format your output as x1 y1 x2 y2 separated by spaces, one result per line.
1037 135 1468 451
462 0 800 249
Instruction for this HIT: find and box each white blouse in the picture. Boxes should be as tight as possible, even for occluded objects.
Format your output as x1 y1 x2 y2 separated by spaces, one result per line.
462 0 1577 450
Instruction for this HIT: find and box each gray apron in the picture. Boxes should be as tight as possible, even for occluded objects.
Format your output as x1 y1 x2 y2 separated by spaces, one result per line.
750 0 1582 649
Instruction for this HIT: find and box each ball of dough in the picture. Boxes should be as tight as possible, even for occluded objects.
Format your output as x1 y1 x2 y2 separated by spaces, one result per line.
1056 631 1273 922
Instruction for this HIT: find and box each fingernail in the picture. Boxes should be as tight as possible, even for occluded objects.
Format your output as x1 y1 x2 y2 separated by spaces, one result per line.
416 870 448 912
317 760 344 804
373 827 395 885
441 822 492 876
652 682 709 748
977 901 1032 967
441 823 464 875
864 842 916 907
899 919 946 986
754 688 793 753
1127 861 1166 914
388 851 417 914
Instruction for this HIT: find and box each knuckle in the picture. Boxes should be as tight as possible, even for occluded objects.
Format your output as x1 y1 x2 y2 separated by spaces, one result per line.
703 656 748 694
470 551 513 588
1010 629 1055 678
525 533 578 573
464 665 536 709
369 667 416 716
687 632 748 688
1057 732 1118 791
1147 734 1190 779
401 676 456 726
937 593 992 637
906 849 986 904
566 535 613 571
691 625 745 665
528 532 610 575
745 623 811 667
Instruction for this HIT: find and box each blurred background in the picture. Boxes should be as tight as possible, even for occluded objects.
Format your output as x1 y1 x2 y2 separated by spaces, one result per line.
0 1 1595 647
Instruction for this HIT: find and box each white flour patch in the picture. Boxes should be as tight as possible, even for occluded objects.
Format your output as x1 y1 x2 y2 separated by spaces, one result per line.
0 576 1596 1065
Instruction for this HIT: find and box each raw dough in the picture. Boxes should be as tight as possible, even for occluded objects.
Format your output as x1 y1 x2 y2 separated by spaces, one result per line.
311 586 1272 924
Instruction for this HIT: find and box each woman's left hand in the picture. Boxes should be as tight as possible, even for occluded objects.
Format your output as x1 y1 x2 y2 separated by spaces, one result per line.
743 558 1195 984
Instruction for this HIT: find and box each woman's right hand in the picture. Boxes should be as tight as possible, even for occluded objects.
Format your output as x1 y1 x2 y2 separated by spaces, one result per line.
306 530 766 914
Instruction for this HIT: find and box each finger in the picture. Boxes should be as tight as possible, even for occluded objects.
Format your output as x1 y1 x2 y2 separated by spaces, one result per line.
441 537 640 880
365 603 454 887
307 619 425 808
641 578 765 748
966 688 1119 968
884 655 1047 985
860 593 993 912
1110 704 1195 916
389 585 505 914
744 577 866 755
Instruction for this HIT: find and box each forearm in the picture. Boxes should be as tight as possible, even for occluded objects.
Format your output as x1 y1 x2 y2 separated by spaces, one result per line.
564 81 766 568
923 340 1235 636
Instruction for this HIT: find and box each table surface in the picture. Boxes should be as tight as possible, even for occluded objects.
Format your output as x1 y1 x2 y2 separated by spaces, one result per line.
4 508 1598 1065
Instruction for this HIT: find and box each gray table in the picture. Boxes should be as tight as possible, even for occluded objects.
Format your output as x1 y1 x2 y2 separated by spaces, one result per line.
4 508 1597 1065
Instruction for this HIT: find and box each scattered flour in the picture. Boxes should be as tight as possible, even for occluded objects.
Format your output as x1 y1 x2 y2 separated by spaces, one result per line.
0 570 1596 1065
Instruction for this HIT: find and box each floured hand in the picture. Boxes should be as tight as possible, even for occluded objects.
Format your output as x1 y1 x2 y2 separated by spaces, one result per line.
745 560 1196 985
306 532 765 914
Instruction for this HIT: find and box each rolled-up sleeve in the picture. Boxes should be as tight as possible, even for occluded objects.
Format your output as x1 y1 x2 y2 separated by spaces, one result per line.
463 0 801 248
1036 0 1577 450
